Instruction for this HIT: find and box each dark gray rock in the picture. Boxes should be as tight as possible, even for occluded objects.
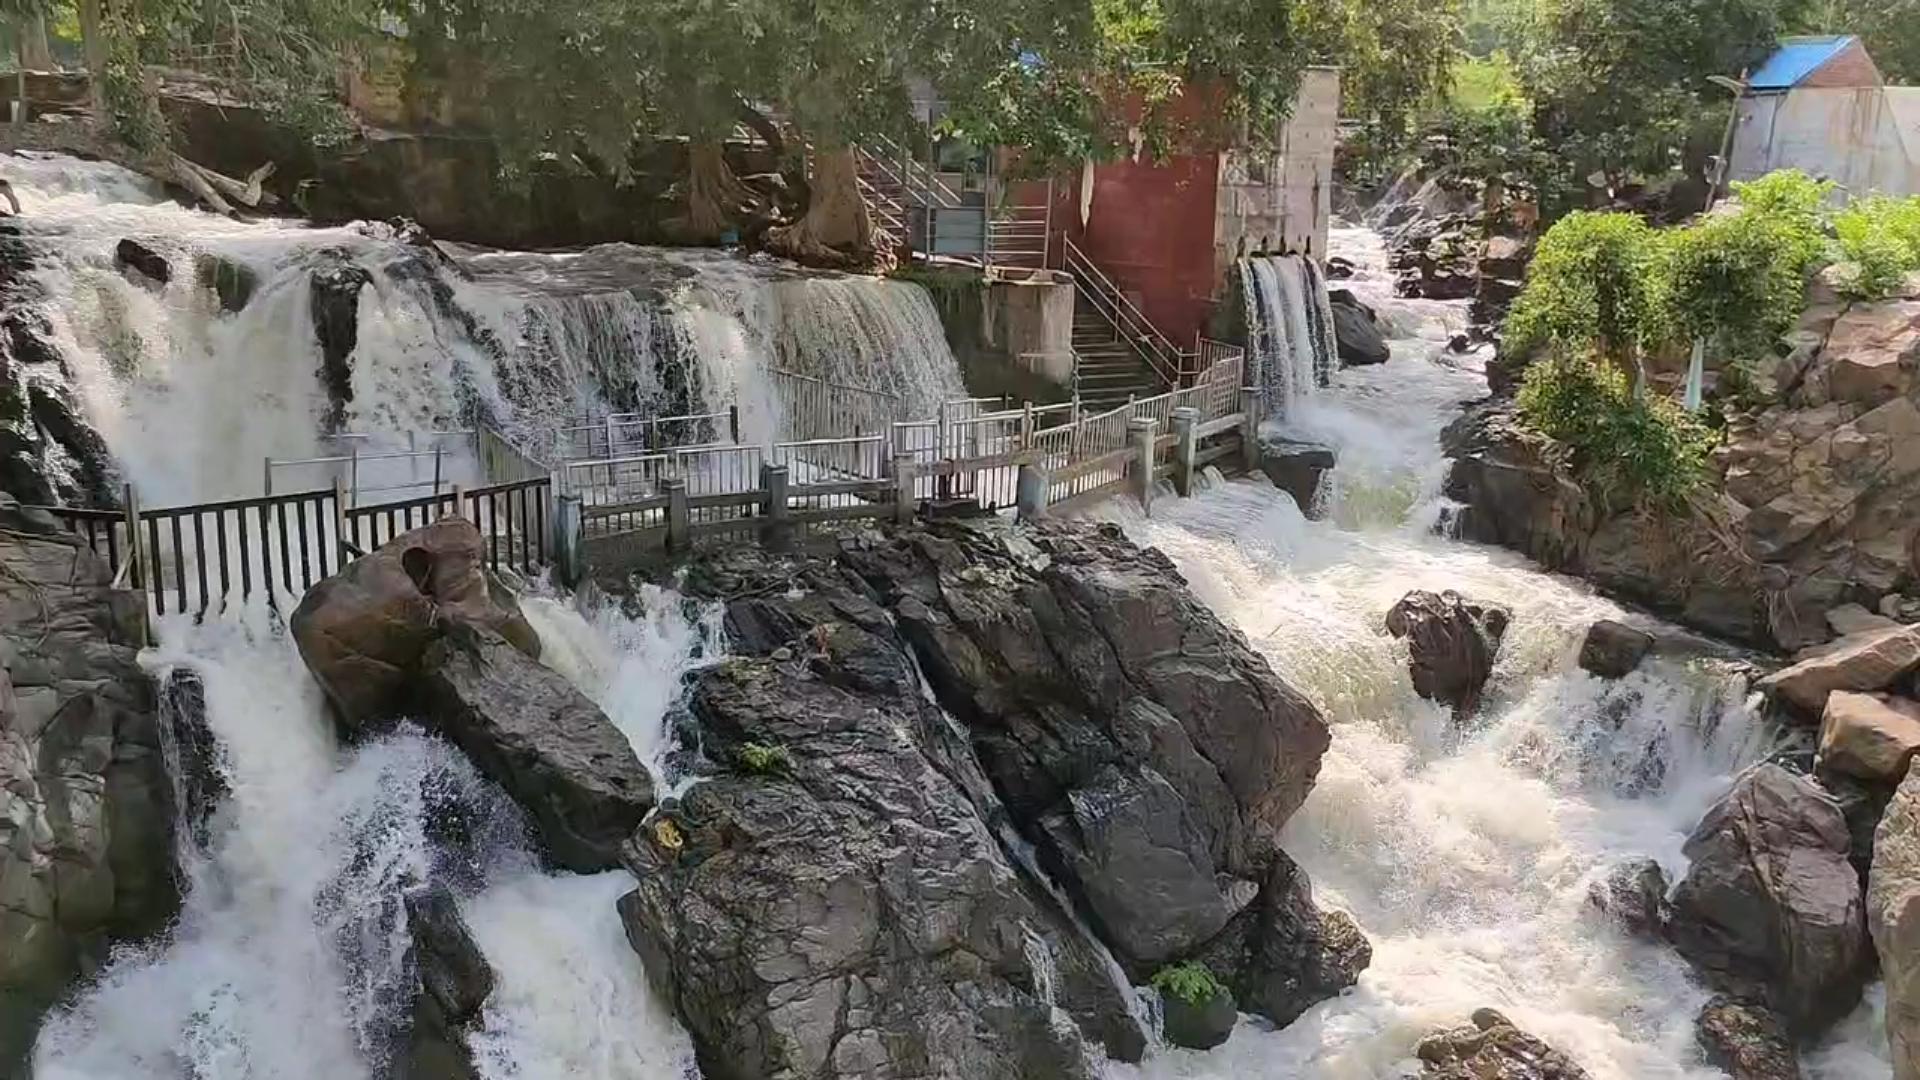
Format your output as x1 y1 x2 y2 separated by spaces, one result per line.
113 237 169 284
194 252 259 313
403 883 494 1080
0 496 178 1072
1192 851 1371 1028
421 626 653 873
1385 589 1511 717
1579 620 1655 679
1416 1008 1592 1078
620 648 1148 1080
1695 997 1801 1080
1258 436 1337 518
1668 764 1871 1035
1159 982 1237 1051
1586 857 1669 938
311 260 371 433
1817 770 1892 888
1328 289 1390 366
158 668 227 852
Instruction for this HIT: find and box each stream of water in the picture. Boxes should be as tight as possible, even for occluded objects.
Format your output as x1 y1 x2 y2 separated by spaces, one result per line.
5 155 1896 1077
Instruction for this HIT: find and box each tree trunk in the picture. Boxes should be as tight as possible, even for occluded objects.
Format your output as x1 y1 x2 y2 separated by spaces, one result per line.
78 0 107 115
765 144 882 269
663 140 760 245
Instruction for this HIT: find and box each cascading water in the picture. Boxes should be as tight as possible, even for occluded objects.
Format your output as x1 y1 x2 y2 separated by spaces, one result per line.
1236 253 1336 413
1098 220 1892 1078
4 151 962 505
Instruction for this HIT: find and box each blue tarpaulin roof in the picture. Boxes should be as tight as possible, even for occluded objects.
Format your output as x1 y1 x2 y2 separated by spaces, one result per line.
1749 35 1857 90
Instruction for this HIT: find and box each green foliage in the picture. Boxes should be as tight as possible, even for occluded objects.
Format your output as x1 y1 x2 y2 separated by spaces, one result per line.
1295 0 1464 161
1505 212 1663 366
1809 0 1920 84
737 741 793 777
1660 173 1831 359
1516 351 1715 509
1447 53 1525 111
1832 195 1920 300
1151 961 1226 1006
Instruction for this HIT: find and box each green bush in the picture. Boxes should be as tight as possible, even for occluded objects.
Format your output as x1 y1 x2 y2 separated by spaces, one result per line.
1832 196 1920 299
1516 351 1715 509
1151 961 1226 1006
1504 212 1663 367
737 742 793 777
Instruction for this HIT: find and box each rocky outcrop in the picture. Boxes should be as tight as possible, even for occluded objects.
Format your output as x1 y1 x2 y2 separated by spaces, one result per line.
626 519 1355 1077
1869 758 1920 1080
158 668 228 852
1385 589 1510 716
402 883 494 1080
291 516 540 734
1668 765 1870 1035
0 496 179 1071
291 516 647 871
422 626 654 873
112 238 170 284
310 260 372 434
1258 436 1336 517
0 223 118 505
1818 691 1920 782
1415 1008 1591 1079
1328 289 1389 366
1695 997 1801 1080
1586 857 1669 938
1760 626 1920 718
1578 620 1654 679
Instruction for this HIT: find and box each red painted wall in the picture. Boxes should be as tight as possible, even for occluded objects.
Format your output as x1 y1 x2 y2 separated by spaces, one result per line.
1073 153 1221 346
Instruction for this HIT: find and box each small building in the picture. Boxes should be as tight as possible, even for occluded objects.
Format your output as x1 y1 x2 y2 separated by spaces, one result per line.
1727 35 1920 198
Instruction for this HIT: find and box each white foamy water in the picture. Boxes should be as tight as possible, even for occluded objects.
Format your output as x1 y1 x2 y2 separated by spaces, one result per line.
1099 221 1890 1078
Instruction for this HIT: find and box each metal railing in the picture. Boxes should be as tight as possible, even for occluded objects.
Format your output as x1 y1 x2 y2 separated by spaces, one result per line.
1062 236 1186 389
772 369 902 442
988 178 1055 270
552 409 735 464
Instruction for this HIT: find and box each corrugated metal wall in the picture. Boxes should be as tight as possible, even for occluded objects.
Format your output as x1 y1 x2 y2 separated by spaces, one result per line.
1731 87 1920 197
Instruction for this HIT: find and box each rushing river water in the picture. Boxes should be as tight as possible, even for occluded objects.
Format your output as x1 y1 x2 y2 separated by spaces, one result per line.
5 150 1895 1077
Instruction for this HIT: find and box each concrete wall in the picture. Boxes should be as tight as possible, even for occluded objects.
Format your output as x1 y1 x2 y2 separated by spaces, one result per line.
982 274 1076 385
1214 67 1341 279
1073 152 1223 345
1730 87 1920 198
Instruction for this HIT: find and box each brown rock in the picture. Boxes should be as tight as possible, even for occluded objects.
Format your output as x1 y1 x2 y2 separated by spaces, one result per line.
1577 620 1654 679
1695 997 1800 1080
1385 590 1511 716
290 516 540 733
1828 603 1900 638
1757 625 1920 717
1824 300 1920 408
1416 1008 1591 1078
1870 759 1920 1080
1819 691 1920 782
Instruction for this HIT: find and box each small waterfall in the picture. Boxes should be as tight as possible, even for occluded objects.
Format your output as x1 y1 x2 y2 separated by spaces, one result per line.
1236 253 1337 415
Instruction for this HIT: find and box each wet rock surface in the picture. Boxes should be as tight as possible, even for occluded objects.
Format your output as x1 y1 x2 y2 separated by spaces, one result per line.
1385 589 1510 716
1668 764 1871 1035
1159 983 1237 1050
402 883 494 1080
1695 996 1802 1080
1586 857 1669 939
1328 288 1389 366
1869 758 1920 1080
622 519 1356 1077
1578 620 1654 679
1258 435 1337 518
0 495 178 1071
1415 1008 1592 1079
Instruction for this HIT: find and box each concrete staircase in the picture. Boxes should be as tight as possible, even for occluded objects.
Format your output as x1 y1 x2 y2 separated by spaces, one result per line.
1071 297 1166 412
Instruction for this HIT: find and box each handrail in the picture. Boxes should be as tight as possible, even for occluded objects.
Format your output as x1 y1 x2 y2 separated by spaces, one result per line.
859 134 964 209
1062 236 1184 387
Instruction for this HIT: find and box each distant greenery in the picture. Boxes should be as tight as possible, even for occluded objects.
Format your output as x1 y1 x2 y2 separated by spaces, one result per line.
1151 961 1227 1006
737 742 793 777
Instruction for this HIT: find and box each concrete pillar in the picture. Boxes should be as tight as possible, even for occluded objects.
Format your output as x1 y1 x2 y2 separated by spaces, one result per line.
1016 462 1049 521
893 452 916 525
1241 386 1265 473
665 476 690 551
760 462 791 548
553 494 585 587
1129 416 1158 516
1170 406 1199 498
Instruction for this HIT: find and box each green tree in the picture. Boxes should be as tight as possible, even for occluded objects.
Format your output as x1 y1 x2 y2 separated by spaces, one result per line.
1810 0 1920 83
1505 210 1664 372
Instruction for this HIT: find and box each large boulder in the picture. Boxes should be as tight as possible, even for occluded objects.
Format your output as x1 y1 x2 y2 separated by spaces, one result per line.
291 516 540 735
1578 619 1654 679
1157 973 1237 1051
621 646 1149 1080
1328 289 1390 366
1869 758 1920 1080
402 883 494 1080
1416 1008 1591 1079
1823 299 1920 409
421 626 653 873
1191 851 1370 1028
1385 590 1511 716
1695 997 1801 1080
1759 626 1920 718
1818 691 1920 783
0 497 179 1071
1258 436 1337 518
1668 765 1871 1034
1586 857 1669 939
838 521 1333 977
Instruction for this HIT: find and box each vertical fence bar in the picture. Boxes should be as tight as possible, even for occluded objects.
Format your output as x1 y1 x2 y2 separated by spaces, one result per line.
122 484 144 593
192 511 209 616
168 513 186 614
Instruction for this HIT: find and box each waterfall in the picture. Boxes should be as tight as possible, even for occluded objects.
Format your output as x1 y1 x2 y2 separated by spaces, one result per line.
6 151 963 505
1235 253 1337 415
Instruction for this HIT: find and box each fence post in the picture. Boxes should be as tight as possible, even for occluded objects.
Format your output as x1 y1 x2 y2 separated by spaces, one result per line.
1241 386 1265 473
1171 406 1199 498
665 476 691 550
1016 462 1049 522
893 452 916 525
729 404 741 444
1021 401 1035 449
1129 416 1158 516
332 476 350 562
760 462 791 548
122 481 146 600
935 401 951 501
553 494 585 588
262 457 273 496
